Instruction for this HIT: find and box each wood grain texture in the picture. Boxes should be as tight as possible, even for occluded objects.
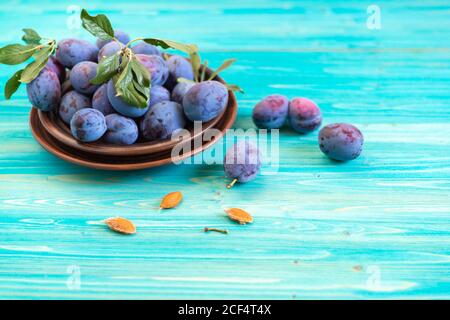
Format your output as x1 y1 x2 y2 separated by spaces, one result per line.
0 0 450 299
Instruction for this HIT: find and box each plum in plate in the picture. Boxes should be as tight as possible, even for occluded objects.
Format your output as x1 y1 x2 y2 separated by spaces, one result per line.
70 61 99 95
106 79 150 118
103 114 138 145
135 54 169 86
56 38 98 68
27 69 61 112
171 82 195 104
149 85 170 107
139 101 186 141
70 108 107 142
183 80 228 122
165 55 194 89
59 90 91 124
92 84 113 116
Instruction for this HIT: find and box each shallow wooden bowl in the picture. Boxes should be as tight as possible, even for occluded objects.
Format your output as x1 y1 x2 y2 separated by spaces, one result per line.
29 95 237 170
38 72 235 156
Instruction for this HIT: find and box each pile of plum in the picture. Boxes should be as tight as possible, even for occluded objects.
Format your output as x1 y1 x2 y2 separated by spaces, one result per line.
222 95 364 188
252 94 364 162
27 31 229 145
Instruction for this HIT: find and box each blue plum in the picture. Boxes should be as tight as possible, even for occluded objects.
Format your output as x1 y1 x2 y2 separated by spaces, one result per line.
182 80 228 122
165 55 194 89
70 61 99 95
171 82 195 104
59 91 91 124
26 69 61 112
70 108 107 142
92 84 113 115
96 30 130 48
44 56 66 83
289 97 322 133
139 101 186 140
103 114 138 145
224 141 262 187
98 41 122 62
106 79 149 118
252 94 289 129
132 42 161 56
56 39 98 68
318 123 364 161
135 54 168 86
149 85 170 107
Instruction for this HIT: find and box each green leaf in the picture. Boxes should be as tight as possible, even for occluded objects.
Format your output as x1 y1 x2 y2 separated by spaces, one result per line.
208 59 236 80
80 9 114 40
20 58 49 84
19 45 53 83
130 56 150 87
143 38 198 54
120 80 148 108
22 28 41 44
4 69 24 99
115 61 148 108
143 38 199 82
0 44 36 65
91 53 120 85
116 59 133 92
200 60 208 82
133 80 150 98
177 77 195 84
226 84 244 93
130 57 151 106
190 51 201 82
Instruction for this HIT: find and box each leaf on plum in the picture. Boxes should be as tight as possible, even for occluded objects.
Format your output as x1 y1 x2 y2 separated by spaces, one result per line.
115 59 133 92
80 9 115 41
143 38 200 81
115 60 148 108
19 45 53 83
226 84 245 93
91 53 120 85
177 77 195 84
130 56 150 88
143 38 198 54
200 60 208 82
4 69 24 99
0 44 36 65
121 80 148 108
208 58 236 80
22 28 42 45
190 51 201 82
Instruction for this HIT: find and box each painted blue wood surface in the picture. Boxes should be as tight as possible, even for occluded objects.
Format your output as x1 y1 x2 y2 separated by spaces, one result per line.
0 0 449 299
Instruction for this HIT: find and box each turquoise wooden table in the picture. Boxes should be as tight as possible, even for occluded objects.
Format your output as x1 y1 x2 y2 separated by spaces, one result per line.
1 0 450 299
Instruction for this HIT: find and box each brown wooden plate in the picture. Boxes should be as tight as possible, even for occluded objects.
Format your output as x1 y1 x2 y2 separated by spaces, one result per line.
38 73 235 156
29 96 237 170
